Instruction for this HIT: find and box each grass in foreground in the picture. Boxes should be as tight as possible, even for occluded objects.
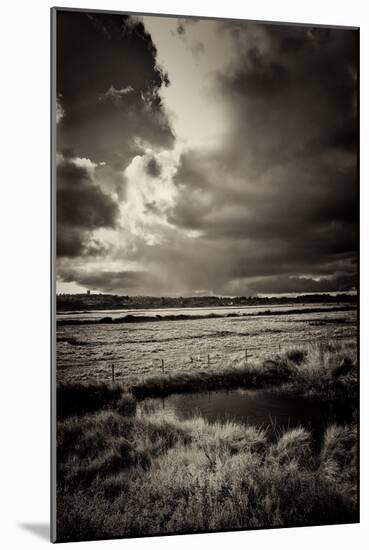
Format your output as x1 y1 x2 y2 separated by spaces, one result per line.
57 408 357 541
56 340 358 541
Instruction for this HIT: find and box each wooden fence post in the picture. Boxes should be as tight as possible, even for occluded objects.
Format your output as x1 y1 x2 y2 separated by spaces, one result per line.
161 359 165 373
111 365 115 384
245 349 253 362
207 354 210 366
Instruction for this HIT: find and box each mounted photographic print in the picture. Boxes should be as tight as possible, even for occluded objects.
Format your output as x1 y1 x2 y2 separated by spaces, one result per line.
51 7 359 543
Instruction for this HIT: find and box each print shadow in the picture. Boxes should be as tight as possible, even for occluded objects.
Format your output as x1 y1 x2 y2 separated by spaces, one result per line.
18 522 49 541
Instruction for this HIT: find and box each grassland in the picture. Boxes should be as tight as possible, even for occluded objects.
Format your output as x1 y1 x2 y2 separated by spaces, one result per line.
56 340 358 541
130 340 357 401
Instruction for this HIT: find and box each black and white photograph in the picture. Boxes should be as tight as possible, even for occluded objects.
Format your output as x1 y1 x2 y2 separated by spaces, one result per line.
52 8 358 543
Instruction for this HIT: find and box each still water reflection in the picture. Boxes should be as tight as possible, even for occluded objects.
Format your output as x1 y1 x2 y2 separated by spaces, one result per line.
138 388 352 440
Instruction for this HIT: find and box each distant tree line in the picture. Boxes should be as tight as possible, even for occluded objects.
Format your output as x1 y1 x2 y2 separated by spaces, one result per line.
56 292 357 312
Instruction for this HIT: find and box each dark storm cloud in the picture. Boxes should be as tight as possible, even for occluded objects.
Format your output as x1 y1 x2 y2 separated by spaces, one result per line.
56 10 175 265
243 272 357 295
57 160 118 229
56 14 358 296
171 151 357 243
56 11 174 168
57 227 86 258
216 24 357 174
97 224 353 297
227 46 289 96
57 228 110 259
56 157 119 258
145 157 162 178
167 23 358 294
58 268 165 295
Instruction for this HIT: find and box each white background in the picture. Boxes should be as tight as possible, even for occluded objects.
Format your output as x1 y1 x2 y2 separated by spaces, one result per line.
1 0 367 548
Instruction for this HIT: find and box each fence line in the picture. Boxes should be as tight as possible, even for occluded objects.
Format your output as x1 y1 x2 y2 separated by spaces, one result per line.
100 335 354 384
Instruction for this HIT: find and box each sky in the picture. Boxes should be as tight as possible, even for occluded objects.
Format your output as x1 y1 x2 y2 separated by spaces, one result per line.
55 10 358 296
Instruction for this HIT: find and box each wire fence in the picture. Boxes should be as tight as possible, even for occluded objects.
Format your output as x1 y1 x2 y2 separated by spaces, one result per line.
102 334 355 385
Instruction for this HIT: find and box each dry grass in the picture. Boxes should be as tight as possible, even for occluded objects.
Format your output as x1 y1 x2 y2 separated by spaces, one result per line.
56 410 357 541
281 340 357 401
55 339 358 541
131 340 357 402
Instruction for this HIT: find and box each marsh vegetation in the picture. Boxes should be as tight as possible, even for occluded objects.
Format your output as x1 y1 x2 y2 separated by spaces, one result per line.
56 307 357 385
56 339 358 541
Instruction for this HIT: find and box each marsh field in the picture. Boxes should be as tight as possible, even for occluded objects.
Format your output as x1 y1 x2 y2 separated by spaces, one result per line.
56 303 358 541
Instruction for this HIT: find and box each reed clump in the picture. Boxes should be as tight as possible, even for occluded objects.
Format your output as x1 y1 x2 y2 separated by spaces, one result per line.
57 410 357 541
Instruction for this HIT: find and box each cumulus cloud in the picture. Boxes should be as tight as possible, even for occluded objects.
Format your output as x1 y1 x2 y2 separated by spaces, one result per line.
56 155 119 257
56 13 358 296
165 23 358 294
56 11 174 265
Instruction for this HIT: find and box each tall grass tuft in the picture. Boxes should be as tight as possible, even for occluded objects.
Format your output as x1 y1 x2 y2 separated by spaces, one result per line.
56 411 358 541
